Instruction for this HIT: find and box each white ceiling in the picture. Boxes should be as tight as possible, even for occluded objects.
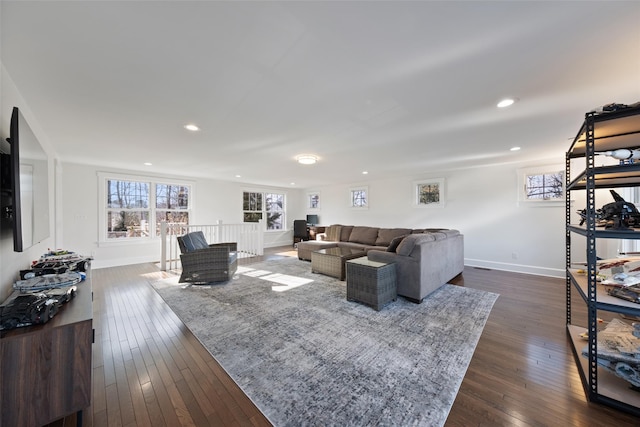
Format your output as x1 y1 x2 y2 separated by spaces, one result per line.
2 1 639 188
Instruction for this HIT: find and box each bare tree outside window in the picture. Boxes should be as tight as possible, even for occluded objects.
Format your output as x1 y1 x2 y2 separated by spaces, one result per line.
243 191 285 230
104 178 192 240
525 172 563 200
350 188 368 208
266 193 284 230
413 179 444 207
155 184 190 235
107 180 150 238
418 183 440 204
309 193 320 209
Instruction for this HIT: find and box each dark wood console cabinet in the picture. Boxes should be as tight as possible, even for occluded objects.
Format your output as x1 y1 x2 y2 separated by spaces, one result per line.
0 279 93 427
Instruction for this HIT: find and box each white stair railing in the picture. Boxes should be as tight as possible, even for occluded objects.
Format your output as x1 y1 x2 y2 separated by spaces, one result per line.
160 221 264 271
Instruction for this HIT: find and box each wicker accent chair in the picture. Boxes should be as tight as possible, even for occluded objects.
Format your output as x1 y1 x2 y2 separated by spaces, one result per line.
177 231 238 284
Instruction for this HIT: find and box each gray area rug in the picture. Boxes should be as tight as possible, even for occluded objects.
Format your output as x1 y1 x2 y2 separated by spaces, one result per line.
152 257 498 427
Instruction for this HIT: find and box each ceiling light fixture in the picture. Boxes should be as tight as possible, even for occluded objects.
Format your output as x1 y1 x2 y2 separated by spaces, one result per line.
510 146 521 151
184 124 200 131
143 162 152 166
362 171 369 175
296 155 318 165
497 98 516 108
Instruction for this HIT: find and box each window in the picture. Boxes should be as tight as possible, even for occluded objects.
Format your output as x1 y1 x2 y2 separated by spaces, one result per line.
308 192 320 210
106 179 150 238
243 192 263 223
413 178 445 207
517 166 564 205
100 173 192 242
243 190 286 230
265 193 284 230
155 184 190 235
350 186 368 209
524 172 563 200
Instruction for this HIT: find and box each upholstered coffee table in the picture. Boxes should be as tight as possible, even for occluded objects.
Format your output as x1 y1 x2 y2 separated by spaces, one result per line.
345 256 397 311
311 247 366 280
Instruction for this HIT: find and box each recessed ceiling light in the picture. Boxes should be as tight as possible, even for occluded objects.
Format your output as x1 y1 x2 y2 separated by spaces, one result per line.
143 162 152 166
362 171 368 175
235 174 241 178
510 146 521 151
497 98 516 108
296 155 318 165
184 124 200 131
290 182 296 186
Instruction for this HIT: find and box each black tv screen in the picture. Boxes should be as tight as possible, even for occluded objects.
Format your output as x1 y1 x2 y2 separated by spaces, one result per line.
306 214 319 225
3 107 50 252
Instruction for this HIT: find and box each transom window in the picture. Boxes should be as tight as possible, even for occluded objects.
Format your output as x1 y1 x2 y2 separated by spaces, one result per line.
517 166 564 205
100 173 192 241
242 191 285 230
525 172 563 200
350 186 369 209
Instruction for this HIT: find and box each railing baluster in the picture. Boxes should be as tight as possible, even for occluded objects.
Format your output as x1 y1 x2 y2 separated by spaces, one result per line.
160 221 264 270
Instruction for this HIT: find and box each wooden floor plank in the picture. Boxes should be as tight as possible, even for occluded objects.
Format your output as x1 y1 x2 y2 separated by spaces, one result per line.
46 250 640 427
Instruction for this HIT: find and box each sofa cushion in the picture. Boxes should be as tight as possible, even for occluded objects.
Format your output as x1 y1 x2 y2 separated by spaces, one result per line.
340 225 354 242
325 225 342 242
179 231 209 253
396 233 436 256
375 228 412 246
386 234 408 252
348 226 379 245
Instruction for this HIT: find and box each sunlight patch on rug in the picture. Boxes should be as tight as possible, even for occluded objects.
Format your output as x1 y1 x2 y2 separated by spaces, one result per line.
237 265 314 291
261 273 313 291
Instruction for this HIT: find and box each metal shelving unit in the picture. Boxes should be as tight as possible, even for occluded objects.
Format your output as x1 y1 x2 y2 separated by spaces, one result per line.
565 105 640 416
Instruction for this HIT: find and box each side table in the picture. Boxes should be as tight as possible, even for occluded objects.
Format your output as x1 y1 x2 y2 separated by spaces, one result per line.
346 257 397 311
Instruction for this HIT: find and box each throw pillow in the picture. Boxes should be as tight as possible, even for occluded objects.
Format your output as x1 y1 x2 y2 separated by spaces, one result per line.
396 233 436 256
386 235 407 252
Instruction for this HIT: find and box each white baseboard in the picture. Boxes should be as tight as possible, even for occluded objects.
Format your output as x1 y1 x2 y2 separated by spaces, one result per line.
464 258 564 279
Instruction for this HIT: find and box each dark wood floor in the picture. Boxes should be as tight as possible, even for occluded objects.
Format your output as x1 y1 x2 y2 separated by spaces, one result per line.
49 247 640 426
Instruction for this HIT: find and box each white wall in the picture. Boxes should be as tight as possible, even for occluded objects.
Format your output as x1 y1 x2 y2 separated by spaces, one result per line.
59 162 306 269
0 65 57 301
61 158 580 276
307 163 568 277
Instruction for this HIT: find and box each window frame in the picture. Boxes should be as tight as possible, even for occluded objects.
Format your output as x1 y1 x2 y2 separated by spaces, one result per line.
517 165 564 206
413 178 445 208
242 189 287 231
349 186 369 209
98 172 194 245
307 191 321 211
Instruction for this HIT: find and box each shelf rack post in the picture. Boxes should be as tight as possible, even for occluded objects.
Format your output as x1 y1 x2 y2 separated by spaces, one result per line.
584 111 599 398
566 151 572 326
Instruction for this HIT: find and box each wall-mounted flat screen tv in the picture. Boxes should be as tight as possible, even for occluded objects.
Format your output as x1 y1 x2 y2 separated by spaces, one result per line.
1 107 50 252
306 214 319 226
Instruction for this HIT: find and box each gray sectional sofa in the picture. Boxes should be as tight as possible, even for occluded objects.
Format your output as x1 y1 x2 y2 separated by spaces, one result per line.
297 225 464 303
